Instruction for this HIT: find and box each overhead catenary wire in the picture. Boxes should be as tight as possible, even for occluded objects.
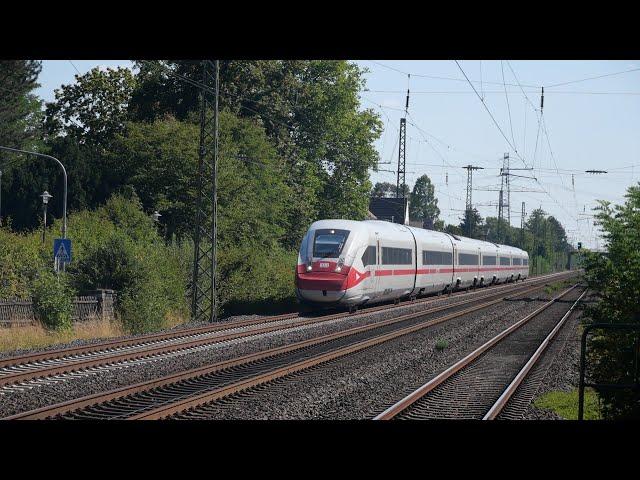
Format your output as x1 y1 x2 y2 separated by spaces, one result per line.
545 66 640 88
367 60 640 91
540 113 565 189
501 61 518 153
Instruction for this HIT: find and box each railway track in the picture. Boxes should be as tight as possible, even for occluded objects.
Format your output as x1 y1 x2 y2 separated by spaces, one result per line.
0 271 575 392
5 274 576 420
373 285 587 420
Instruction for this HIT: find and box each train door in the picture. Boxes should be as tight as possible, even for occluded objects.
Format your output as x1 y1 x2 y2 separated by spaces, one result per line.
360 236 379 300
476 246 481 283
452 243 457 287
374 237 381 293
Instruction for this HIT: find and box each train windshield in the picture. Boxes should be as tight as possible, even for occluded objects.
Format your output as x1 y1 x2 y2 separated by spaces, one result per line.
313 229 350 258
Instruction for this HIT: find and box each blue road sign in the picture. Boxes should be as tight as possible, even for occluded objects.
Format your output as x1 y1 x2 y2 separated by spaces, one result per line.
53 238 72 264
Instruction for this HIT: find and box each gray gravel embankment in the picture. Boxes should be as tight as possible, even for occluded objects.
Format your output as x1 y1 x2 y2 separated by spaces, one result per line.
173 289 568 419
0 283 552 417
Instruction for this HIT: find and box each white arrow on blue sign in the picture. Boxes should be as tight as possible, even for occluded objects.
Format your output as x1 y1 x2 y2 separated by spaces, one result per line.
53 238 72 264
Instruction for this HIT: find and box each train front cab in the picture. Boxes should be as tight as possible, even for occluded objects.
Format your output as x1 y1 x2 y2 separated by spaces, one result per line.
295 220 364 305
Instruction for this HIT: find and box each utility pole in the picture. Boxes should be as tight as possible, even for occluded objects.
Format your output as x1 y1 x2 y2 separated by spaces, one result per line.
502 153 511 226
396 82 410 202
463 165 484 237
191 60 220 323
520 201 526 247
498 190 504 243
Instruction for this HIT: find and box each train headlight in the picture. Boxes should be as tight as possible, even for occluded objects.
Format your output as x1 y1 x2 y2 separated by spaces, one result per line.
336 257 344 272
306 264 313 272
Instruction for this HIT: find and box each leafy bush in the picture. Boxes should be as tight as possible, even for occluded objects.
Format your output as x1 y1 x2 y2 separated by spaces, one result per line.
581 183 640 418
68 194 189 334
31 270 75 331
0 227 48 299
218 245 297 316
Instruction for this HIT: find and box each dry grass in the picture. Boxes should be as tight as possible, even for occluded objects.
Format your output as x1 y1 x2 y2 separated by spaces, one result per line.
163 310 190 330
0 309 190 354
0 319 125 353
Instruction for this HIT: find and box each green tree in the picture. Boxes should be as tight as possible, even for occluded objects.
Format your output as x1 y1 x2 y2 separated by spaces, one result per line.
108 117 200 240
444 223 463 236
129 60 382 245
409 174 440 228
581 183 640 418
372 181 409 198
459 208 484 238
45 66 136 148
0 60 43 149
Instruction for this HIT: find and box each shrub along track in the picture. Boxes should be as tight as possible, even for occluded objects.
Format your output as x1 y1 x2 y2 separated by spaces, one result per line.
0 271 574 391
373 285 586 420
4 273 577 420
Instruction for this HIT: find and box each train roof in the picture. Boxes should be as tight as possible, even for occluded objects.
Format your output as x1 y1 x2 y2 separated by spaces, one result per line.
310 219 528 256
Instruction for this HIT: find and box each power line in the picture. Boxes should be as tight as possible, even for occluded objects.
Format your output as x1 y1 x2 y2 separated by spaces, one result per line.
540 113 565 188
367 60 541 88
505 61 539 113
68 61 81 76
501 61 518 152
454 60 527 168
363 89 640 96
545 66 640 88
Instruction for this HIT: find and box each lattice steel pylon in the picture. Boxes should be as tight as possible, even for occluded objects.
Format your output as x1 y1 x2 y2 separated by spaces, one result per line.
498 189 504 242
520 201 526 246
462 165 483 237
191 60 220 323
396 117 407 199
503 153 511 225
396 87 409 200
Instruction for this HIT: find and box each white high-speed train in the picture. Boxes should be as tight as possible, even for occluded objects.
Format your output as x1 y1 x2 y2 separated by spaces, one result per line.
295 219 529 307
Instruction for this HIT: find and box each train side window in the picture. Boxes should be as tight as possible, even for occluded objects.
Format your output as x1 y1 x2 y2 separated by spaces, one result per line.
382 247 413 265
512 257 522 265
423 250 453 265
500 256 511 266
459 253 479 265
361 245 377 267
482 255 496 265
423 250 442 265
523 258 529 266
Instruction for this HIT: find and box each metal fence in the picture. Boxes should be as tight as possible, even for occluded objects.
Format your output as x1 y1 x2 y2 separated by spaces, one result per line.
0 289 116 327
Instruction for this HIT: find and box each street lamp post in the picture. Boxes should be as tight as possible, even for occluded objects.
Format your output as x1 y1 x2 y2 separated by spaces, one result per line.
0 146 67 238
40 190 52 245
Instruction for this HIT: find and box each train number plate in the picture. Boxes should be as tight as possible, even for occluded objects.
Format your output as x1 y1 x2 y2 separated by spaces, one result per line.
320 262 329 268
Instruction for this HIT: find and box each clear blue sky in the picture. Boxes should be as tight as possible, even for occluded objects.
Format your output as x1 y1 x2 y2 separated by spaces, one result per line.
36 60 640 249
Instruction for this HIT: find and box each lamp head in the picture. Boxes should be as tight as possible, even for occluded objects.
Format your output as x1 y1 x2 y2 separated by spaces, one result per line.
40 191 52 205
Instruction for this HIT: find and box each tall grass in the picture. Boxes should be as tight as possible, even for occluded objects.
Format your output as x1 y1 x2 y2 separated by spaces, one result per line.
0 320 125 353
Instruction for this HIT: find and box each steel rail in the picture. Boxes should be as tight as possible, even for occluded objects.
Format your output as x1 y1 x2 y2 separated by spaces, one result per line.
0 270 569 370
0 272 574 387
5 279 558 420
482 289 588 420
373 284 579 420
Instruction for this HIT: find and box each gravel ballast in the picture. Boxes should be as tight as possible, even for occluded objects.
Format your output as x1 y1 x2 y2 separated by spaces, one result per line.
498 290 592 420
172 288 575 419
0 278 575 418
